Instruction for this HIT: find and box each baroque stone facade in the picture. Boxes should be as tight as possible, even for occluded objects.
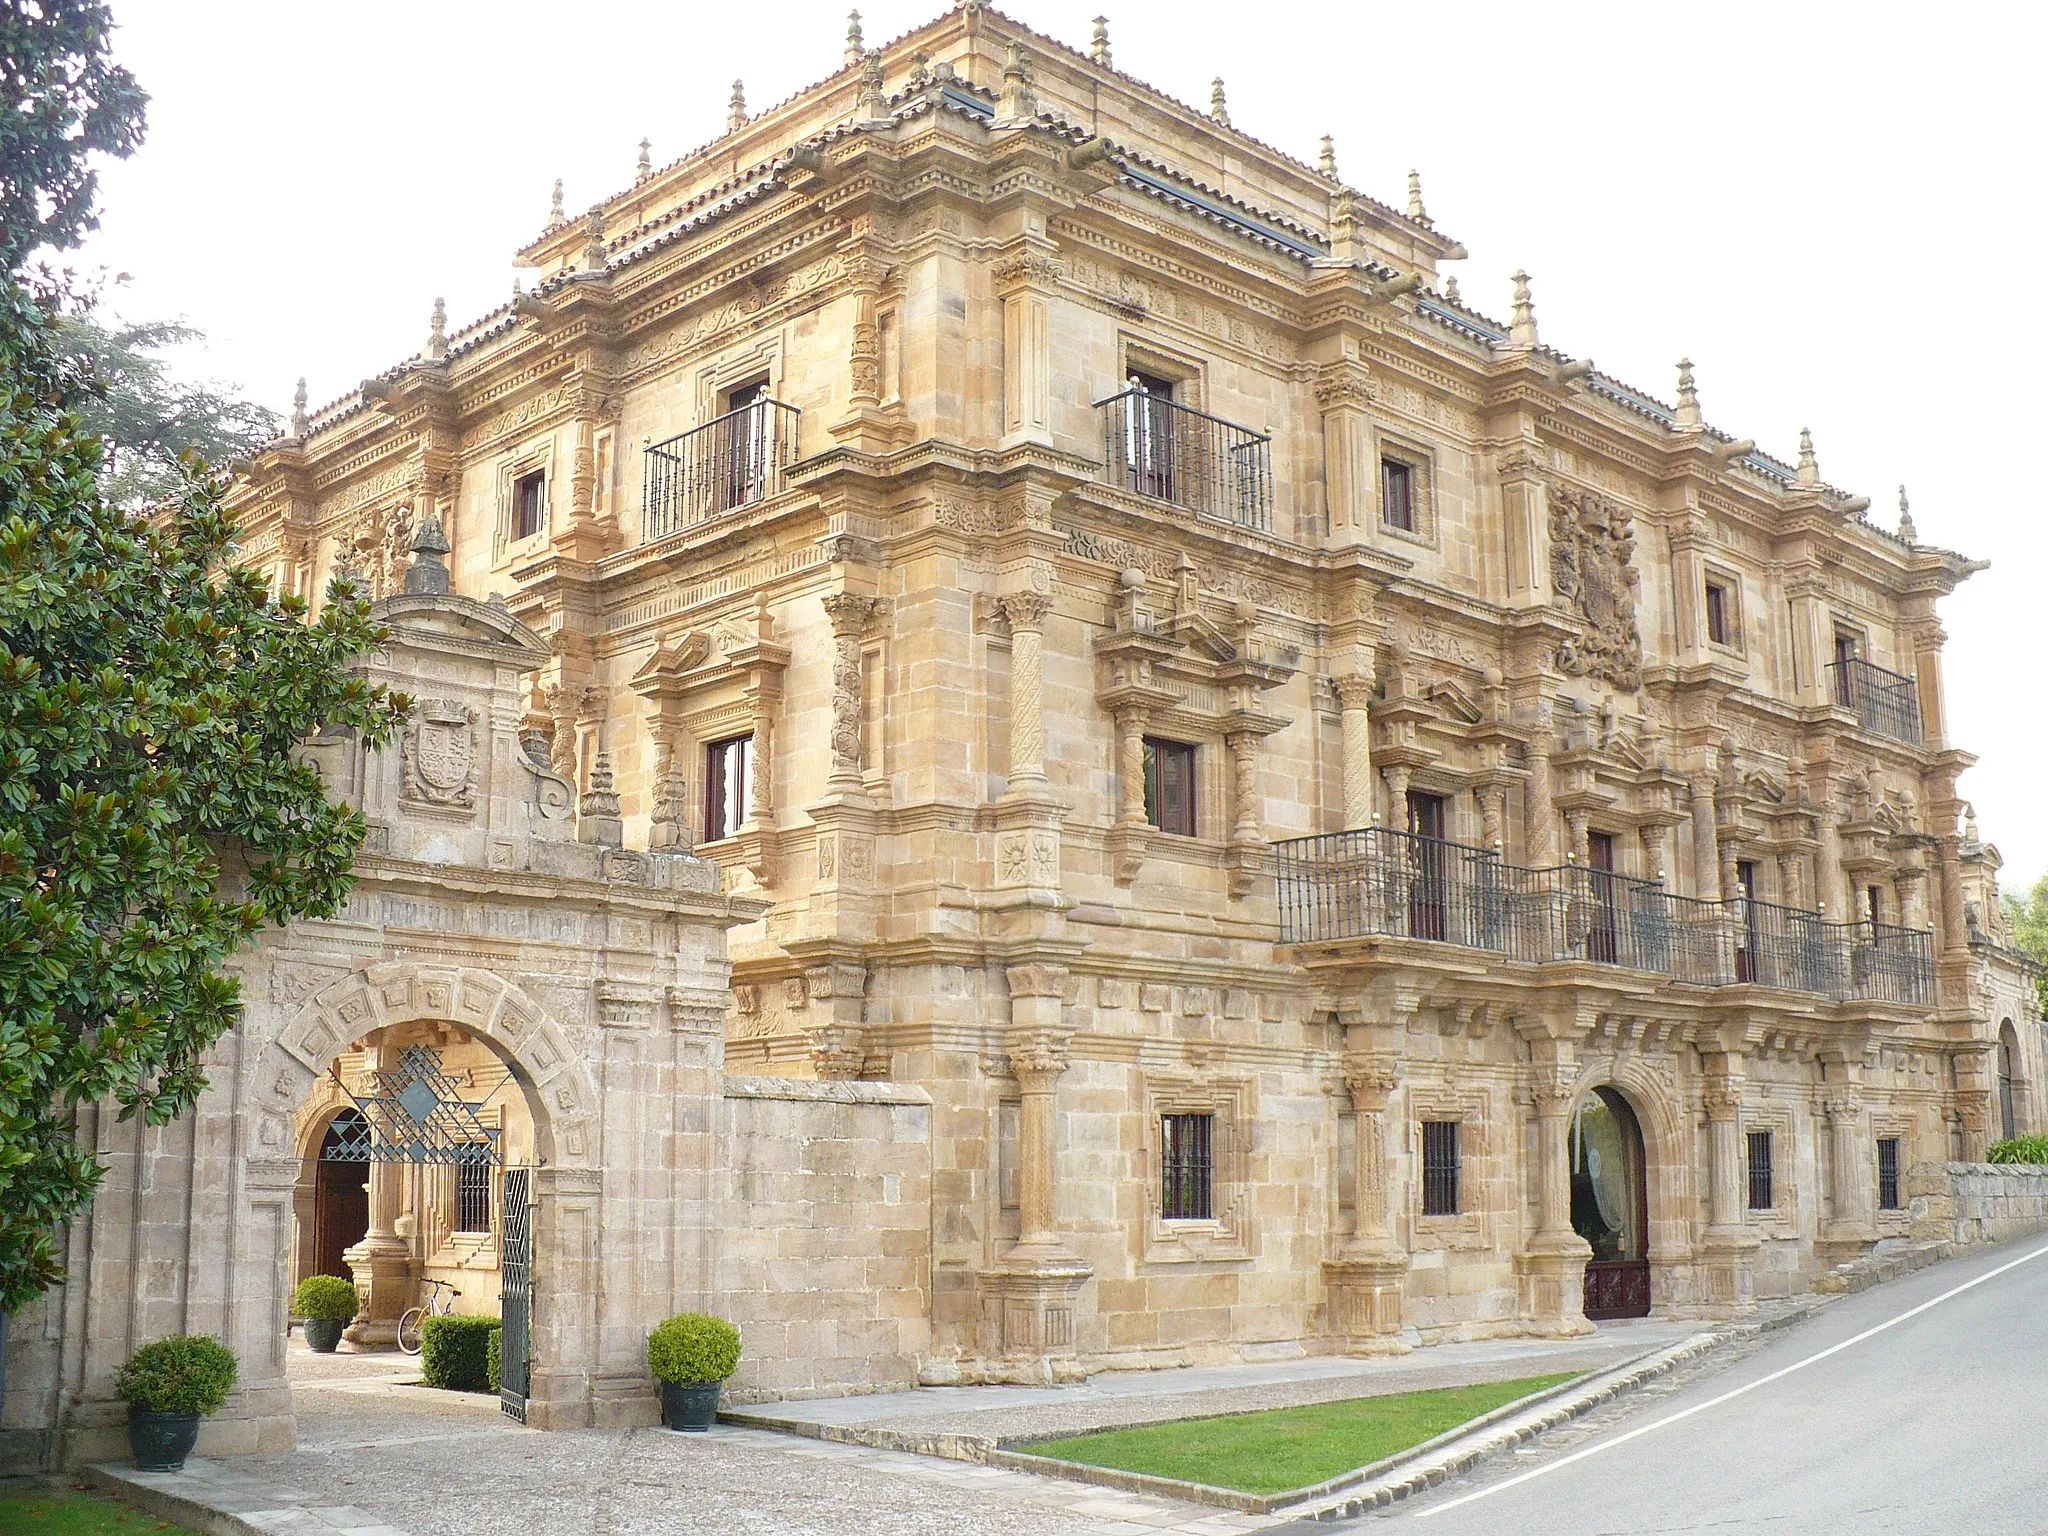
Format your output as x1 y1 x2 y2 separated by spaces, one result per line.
11 5 2044 1449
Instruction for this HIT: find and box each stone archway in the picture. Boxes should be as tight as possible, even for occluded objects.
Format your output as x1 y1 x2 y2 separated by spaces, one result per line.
1566 1064 1687 1320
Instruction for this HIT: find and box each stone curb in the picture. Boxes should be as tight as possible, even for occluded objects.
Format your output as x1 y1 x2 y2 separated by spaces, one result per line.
1814 1240 1954 1294
83 1459 409 1536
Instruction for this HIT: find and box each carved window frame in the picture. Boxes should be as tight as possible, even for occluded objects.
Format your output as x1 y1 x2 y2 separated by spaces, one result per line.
1118 338 1206 412
699 334 786 424
1372 428 1438 548
493 439 556 566
1703 563 1745 655
1743 1107 1801 1237
1403 1082 1490 1245
1139 1070 1254 1264
1871 1113 1912 1234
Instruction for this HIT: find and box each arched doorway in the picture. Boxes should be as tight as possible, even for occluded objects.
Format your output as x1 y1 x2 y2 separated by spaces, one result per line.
310 1109 370 1282
1573 1085 1651 1319
1998 1022 2020 1142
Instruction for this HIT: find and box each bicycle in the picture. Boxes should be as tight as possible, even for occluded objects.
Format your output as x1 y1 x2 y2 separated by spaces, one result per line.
395 1278 460 1355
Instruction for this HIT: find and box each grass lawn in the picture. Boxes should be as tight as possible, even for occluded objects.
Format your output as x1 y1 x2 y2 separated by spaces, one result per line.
0 1483 203 1536
1028 1371 1581 1495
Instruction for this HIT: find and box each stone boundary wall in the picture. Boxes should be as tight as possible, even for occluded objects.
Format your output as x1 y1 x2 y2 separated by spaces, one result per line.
715 1076 933 1402
1906 1161 2048 1248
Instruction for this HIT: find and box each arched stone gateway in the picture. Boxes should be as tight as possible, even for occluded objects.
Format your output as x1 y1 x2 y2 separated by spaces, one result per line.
1571 1086 1650 1318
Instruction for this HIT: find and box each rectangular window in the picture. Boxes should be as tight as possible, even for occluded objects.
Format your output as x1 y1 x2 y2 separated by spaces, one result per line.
1161 1112 1214 1220
1421 1120 1460 1216
1143 737 1196 837
455 1160 492 1234
1705 579 1732 646
1747 1129 1774 1211
704 734 754 843
1381 458 1415 532
1877 1137 1902 1211
512 469 547 541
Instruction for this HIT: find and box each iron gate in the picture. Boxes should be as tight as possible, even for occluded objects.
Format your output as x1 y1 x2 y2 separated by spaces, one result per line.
498 1166 534 1422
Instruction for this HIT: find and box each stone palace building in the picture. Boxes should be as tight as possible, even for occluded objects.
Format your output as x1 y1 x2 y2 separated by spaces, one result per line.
7 2 2043 1464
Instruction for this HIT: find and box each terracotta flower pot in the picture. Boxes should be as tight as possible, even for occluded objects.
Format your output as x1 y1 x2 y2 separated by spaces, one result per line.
128 1406 201 1471
659 1379 723 1432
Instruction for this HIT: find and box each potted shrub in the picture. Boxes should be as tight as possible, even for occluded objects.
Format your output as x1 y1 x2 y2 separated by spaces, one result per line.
116 1335 237 1472
647 1312 740 1432
292 1275 360 1353
418 1313 499 1392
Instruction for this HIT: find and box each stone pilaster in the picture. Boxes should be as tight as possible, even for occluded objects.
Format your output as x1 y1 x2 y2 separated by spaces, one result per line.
1699 1051 1759 1315
1323 1055 1410 1352
1817 1083 1873 1268
1514 1059 1595 1335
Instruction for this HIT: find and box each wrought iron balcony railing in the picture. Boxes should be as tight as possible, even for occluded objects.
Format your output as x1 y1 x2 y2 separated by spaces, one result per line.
1273 825 1935 1006
1828 657 1922 745
1098 385 1272 531
643 397 800 541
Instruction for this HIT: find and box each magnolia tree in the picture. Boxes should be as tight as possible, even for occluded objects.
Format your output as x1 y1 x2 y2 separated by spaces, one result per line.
0 0 403 1307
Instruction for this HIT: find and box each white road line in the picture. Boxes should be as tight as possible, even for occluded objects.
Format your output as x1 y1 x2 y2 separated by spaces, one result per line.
1413 1240 2048 1520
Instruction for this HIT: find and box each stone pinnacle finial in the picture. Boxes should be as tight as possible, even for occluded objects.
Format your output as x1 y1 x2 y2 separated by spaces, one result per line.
1796 427 1818 486
1444 275 1461 304
844 8 864 66
403 512 452 595
425 297 448 361
1210 77 1230 127
582 208 608 273
1674 357 1701 429
857 48 888 122
1091 15 1112 67
1898 484 1917 542
1407 169 1427 221
548 178 565 229
729 79 748 132
908 51 932 89
289 377 310 438
998 40 1037 121
1509 270 1538 347
636 137 652 181
1318 135 1338 179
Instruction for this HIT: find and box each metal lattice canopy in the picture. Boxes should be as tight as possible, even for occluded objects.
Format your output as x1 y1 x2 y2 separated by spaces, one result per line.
322 1043 509 1165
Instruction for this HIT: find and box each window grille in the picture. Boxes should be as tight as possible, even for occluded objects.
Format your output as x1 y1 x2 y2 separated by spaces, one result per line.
1161 1112 1214 1220
1143 737 1196 837
456 1159 493 1234
1747 1130 1774 1211
1421 1120 1460 1216
1877 1137 1902 1211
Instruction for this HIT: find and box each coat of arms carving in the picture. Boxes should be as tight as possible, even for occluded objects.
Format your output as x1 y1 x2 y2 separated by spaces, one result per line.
1549 487 1643 691
402 698 480 810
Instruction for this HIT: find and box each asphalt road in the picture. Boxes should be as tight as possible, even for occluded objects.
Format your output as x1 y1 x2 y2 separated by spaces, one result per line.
1353 1237 2048 1534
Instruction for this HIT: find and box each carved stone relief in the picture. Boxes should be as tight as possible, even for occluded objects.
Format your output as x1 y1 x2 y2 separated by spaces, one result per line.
1549 486 1643 690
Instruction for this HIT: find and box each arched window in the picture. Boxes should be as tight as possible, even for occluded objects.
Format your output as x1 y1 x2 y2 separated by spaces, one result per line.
1998 1022 2020 1143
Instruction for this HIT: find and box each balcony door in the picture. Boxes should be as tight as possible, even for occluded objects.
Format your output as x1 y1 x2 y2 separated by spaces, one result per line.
1586 831 1619 964
1733 858 1760 984
1407 791 1448 942
715 379 770 513
1124 371 1179 503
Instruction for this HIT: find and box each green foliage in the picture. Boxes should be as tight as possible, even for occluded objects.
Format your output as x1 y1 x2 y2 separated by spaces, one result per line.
1987 1135 2048 1165
419 1314 498 1392
52 313 281 510
291 1274 360 1322
646 1312 741 1384
114 1334 237 1416
1034 1373 1581 1496
0 1 404 1309
2000 872 2048 1012
486 1323 503 1394
0 0 147 268
0 1483 206 1536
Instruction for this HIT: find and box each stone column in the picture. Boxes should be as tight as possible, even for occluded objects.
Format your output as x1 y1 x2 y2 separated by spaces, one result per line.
1642 821 1672 886
1937 834 1969 964
1514 1064 1594 1334
821 592 881 793
1699 1051 1759 1316
1323 1057 1411 1353
1910 619 1948 749
1563 807 1591 867
1316 361 1376 546
1524 726 1556 864
1817 1087 1873 1267
1478 783 1508 853
1382 764 1411 834
998 591 1054 791
1113 707 1147 828
344 1037 413 1345
1227 730 1260 844
1336 675 1376 829
1690 776 1722 902
1787 573 1834 707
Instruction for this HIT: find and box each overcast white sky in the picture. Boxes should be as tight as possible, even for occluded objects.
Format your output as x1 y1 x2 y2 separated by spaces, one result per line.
80 0 2048 889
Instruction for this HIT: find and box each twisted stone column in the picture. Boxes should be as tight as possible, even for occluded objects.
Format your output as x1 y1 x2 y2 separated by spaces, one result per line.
1336 675 1375 828
1690 775 1722 901
1114 706 1147 826
1228 730 1261 844
999 592 1053 791
1525 729 1556 864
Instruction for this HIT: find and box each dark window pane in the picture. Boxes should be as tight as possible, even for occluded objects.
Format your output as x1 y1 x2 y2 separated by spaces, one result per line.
1747 1130 1773 1211
1143 737 1196 837
704 734 753 843
1705 582 1729 646
513 470 546 540
1877 1137 1901 1211
455 1160 492 1234
1421 1120 1460 1215
1382 459 1414 532
1161 1112 1214 1220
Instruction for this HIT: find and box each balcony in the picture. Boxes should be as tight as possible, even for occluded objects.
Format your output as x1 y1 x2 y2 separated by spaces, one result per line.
1273 826 1935 1006
1097 385 1272 531
1829 656 1922 745
643 397 800 541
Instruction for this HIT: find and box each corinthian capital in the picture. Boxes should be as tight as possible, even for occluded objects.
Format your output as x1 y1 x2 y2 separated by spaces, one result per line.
997 590 1055 632
821 591 885 636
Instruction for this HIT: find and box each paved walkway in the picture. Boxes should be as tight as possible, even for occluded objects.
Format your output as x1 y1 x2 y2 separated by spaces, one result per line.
89 1321 1714 1536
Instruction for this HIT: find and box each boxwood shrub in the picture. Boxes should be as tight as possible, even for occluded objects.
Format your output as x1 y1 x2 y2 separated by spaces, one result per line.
116 1335 238 1415
647 1312 741 1385
1988 1135 2048 1165
486 1324 504 1394
292 1274 361 1322
419 1314 499 1392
